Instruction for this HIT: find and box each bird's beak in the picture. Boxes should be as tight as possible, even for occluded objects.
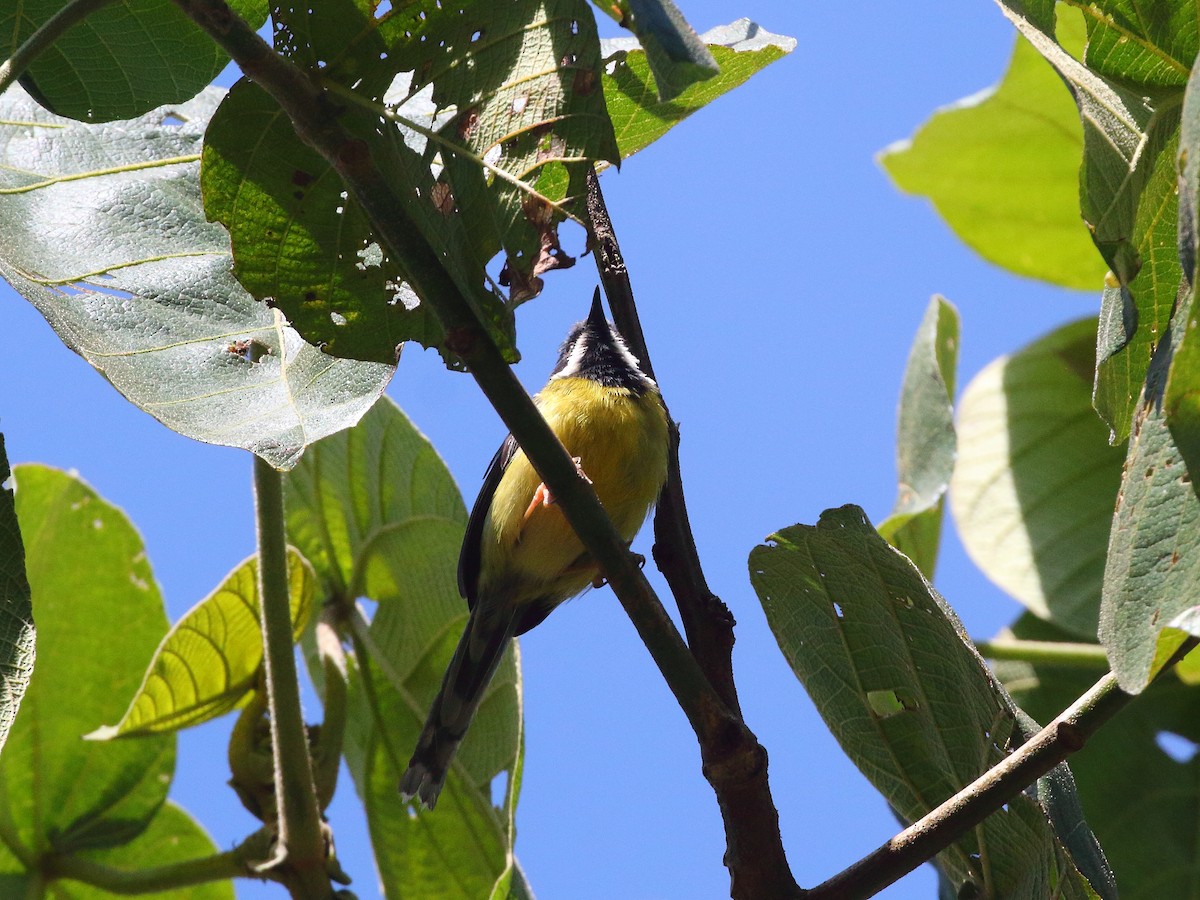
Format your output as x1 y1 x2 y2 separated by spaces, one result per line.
588 287 607 329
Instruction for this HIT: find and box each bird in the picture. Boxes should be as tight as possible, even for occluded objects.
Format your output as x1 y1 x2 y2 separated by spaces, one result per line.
400 288 670 808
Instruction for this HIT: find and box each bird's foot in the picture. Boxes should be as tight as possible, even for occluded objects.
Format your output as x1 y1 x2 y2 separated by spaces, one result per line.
523 457 591 522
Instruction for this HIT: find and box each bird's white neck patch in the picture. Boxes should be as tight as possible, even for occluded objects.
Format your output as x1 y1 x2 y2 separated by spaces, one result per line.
551 331 590 381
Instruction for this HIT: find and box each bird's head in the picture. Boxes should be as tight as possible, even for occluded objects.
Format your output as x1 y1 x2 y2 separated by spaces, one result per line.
550 289 656 394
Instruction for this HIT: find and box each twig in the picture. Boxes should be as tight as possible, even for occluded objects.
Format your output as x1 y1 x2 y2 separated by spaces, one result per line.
43 829 273 894
584 166 800 899
975 639 1110 668
253 457 333 898
810 637 1200 899
0 0 118 97
173 0 736 777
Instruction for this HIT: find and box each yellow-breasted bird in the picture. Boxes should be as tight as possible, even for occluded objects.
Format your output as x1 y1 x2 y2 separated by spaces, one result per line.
400 289 670 808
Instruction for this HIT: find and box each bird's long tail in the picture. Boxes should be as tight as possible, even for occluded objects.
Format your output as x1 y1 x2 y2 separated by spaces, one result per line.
400 605 516 809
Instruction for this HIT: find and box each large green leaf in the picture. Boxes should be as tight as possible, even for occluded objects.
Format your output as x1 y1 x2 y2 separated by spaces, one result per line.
877 296 959 578
2 0 267 122
88 549 315 739
598 19 794 162
995 614 1200 899
203 0 617 364
750 506 1111 898
286 397 525 897
0 435 34 759
1099 291 1200 692
951 319 1126 639
590 0 717 101
0 466 173 858
0 86 393 470
881 8 1105 291
992 0 1185 441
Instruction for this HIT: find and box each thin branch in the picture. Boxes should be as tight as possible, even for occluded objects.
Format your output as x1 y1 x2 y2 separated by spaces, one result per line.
0 0 118 97
173 0 735 771
976 638 1110 668
253 456 333 899
810 637 1200 899
44 829 272 895
584 166 799 899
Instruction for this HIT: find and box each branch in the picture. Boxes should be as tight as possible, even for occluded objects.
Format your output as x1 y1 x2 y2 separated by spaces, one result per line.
0 0 117 97
44 829 272 895
252 456 334 898
584 167 799 898
173 0 733 765
810 637 1200 899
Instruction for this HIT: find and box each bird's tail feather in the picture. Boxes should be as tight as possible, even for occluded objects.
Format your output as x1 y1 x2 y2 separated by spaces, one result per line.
400 606 515 809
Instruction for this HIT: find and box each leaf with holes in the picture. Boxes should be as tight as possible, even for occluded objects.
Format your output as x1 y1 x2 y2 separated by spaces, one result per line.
0 435 34 760
951 319 1126 639
992 0 1187 441
2 0 267 122
1101 291 1200 693
204 0 618 364
0 86 392 469
286 396 527 896
0 466 174 858
880 8 1106 291
750 506 1112 898
598 19 795 163
878 296 959 579
87 549 315 739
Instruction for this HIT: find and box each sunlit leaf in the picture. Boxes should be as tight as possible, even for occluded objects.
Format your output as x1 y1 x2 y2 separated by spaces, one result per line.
0 466 173 857
0 86 393 470
951 319 1125 638
88 550 315 739
878 296 959 578
880 8 1106 291
590 0 717 101
286 396 526 897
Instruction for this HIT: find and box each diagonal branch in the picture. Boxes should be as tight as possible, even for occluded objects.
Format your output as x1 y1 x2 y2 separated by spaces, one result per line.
167 4 789 895
0 0 117 97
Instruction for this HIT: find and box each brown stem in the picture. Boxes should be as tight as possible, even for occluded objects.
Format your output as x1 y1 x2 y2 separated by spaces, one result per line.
585 167 799 899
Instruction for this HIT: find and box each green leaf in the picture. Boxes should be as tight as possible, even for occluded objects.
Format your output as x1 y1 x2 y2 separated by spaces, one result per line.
996 614 1200 899
2 0 267 122
591 0 718 101
1076 0 1196 91
88 549 315 739
878 296 959 578
286 396 526 897
992 0 1184 441
1100 292 1200 693
749 506 1109 898
951 319 1126 639
204 0 617 364
0 86 392 469
0 466 173 857
600 19 795 162
880 8 1106 291
0 435 34 759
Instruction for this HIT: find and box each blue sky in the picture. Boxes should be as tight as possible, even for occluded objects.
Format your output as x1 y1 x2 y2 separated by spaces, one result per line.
0 2 1102 897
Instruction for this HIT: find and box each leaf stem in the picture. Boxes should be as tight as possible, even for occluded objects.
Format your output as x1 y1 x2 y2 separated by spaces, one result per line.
43 830 272 895
975 638 1110 668
253 456 332 898
0 0 118 97
809 637 1199 899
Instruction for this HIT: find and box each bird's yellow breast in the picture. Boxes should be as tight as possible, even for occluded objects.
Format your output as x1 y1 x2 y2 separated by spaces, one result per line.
480 376 669 605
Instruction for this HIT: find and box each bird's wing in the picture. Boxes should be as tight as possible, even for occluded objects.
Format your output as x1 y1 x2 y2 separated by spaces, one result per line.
458 433 519 607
